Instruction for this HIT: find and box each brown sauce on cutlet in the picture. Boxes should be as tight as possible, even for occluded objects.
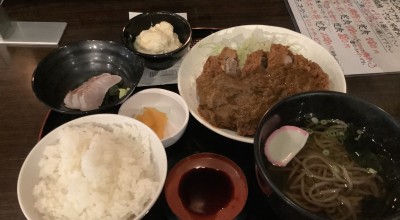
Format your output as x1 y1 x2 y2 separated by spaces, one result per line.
196 44 329 136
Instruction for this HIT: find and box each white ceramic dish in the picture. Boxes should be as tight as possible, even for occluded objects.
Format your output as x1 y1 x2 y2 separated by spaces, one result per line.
17 114 168 220
178 25 346 144
118 88 189 148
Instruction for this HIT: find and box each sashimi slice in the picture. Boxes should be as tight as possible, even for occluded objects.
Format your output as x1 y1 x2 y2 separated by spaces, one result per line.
63 73 122 111
264 125 309 167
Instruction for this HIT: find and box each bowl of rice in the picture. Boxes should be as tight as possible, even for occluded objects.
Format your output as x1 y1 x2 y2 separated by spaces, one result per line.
17 114 168 220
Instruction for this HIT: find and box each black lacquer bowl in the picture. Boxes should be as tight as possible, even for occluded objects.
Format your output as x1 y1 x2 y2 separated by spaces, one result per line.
32 40 144 114
254 91 400 220
122 11 192 70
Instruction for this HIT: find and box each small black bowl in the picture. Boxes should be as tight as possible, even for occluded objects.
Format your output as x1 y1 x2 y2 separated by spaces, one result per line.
122 11 192 70
32 40 144 114
254 91 400 220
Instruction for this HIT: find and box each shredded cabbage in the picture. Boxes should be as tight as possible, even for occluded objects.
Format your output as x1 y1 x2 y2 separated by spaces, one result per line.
236 35 272 67
198 27 305 67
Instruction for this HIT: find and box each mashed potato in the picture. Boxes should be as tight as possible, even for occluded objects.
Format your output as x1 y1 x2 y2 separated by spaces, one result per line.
33 122 159 220
134 21 182 54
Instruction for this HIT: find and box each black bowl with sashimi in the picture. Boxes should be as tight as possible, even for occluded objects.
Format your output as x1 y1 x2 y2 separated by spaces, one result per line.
254 91 400 220
32 40 145 114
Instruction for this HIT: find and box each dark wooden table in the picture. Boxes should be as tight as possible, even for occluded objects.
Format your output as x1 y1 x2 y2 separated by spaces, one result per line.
1 0 399 219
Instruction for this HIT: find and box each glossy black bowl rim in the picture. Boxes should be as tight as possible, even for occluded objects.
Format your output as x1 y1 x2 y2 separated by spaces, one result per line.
121 11 192 58
254 90 400 220
31 40 145 115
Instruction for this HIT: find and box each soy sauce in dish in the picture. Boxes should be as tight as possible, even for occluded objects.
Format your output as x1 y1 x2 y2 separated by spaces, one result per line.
178 167 233 215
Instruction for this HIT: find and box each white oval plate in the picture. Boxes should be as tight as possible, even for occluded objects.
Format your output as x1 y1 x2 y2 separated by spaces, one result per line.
178 25 346 144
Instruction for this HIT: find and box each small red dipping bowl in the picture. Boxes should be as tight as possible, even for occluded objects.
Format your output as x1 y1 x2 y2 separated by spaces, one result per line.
164 152 248 220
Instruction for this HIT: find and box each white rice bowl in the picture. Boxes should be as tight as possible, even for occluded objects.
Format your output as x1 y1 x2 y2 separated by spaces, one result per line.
17 114 168 220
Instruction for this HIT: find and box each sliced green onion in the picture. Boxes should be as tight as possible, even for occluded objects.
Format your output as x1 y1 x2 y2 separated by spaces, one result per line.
118 88 130 99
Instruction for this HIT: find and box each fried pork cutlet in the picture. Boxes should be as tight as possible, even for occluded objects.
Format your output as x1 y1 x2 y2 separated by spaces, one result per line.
196 44 329 136
241 50 268 75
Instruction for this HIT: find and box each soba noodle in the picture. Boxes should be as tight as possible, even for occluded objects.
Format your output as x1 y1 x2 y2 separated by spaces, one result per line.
277 119 385 220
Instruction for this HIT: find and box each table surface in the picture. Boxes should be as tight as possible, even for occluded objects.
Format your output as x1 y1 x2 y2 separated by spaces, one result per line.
1 0 399 219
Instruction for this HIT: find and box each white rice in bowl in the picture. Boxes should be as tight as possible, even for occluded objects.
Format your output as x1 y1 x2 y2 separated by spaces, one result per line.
32 121 160 220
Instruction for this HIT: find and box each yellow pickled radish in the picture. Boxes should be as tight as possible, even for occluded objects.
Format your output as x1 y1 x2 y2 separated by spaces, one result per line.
264 125 309 167
135 107 168 139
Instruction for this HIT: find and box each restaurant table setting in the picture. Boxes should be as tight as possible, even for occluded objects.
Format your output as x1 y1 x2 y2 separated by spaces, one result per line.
1 0 400 220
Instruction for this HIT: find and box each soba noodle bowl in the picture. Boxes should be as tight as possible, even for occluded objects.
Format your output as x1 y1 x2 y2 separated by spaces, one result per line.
269 118 386 220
